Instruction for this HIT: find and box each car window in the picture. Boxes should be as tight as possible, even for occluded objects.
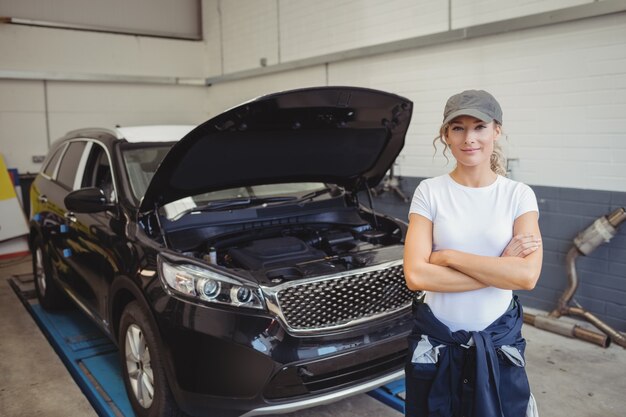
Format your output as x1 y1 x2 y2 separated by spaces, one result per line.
81 143 116 202
56 141 87 189
42 145 65 178
123 145 172 200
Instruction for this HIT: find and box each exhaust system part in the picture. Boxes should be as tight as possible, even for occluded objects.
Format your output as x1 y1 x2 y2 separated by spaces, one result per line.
566 307 626 348
532 208 626 348
524 312 610 348
573 207 625 255
553 208 626 317
551 246 580 317
533 313 575 337
573 326 612 348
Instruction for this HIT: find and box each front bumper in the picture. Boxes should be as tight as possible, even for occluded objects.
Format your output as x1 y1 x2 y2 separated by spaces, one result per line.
149 284 411 417
242 369 404 416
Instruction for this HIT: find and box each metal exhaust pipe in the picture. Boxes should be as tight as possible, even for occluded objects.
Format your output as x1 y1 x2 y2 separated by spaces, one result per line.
565 307 626 348
524 312 610 348
526 208 626 348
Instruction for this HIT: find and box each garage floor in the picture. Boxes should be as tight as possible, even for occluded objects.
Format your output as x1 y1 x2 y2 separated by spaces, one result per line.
1 256 625 417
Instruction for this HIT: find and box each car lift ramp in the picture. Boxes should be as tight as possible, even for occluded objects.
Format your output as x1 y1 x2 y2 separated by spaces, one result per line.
9 273 406 417
9 273 133 417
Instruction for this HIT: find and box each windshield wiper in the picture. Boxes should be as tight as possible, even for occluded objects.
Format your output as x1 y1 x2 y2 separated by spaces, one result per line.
295 188 334 202
272 187 339 207
169 188 339 220
171 196 297 219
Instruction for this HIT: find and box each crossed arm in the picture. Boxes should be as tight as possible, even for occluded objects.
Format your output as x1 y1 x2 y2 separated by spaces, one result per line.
403 211 543 292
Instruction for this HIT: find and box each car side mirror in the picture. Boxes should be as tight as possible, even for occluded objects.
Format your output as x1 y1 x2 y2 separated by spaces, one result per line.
64 187 115 213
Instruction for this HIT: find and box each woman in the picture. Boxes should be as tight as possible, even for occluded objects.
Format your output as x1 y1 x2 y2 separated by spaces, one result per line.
403 90 542 417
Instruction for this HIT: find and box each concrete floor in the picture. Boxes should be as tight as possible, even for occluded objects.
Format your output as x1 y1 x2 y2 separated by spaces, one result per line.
1 255 625 417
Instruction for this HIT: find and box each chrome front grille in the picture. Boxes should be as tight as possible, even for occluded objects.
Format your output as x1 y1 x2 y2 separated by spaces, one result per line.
274 263 413 332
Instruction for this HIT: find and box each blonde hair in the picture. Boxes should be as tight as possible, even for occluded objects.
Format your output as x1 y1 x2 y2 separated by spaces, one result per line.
432 121 507 176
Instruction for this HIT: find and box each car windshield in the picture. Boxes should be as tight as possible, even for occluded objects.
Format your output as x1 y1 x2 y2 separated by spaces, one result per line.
122 145 328 216
122 145 172 200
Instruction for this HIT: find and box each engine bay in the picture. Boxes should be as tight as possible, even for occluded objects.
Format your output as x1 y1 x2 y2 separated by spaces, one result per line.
182 220 405 285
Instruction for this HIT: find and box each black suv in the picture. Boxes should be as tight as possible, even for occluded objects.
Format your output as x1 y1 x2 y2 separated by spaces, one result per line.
29 87 415 417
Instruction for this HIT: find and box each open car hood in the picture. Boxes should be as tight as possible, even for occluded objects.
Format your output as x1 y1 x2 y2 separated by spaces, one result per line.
140 86 413 212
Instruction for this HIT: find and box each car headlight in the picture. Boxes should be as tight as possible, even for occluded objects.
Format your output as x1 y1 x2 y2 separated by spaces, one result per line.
158 257 265 310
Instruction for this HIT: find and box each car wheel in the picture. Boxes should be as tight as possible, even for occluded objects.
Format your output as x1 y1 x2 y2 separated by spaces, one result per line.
32 237 68 310
119 301 186 417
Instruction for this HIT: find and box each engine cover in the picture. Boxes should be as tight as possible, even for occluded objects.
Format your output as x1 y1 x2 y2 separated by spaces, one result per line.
227 236 326 272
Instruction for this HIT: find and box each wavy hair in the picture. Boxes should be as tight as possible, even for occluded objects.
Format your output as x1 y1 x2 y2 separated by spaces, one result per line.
432 121 507 176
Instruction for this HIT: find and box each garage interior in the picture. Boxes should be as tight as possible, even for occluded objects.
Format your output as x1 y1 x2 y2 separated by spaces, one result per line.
1 1 626 417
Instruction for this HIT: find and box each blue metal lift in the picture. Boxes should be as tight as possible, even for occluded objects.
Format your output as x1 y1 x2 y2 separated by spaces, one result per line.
9 274 133 417
9 274 405 417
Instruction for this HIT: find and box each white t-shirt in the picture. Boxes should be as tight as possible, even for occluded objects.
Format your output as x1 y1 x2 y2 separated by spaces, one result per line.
408 174 539 331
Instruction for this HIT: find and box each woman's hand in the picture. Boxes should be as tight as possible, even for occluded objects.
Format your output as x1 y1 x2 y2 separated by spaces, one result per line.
501 233 542 258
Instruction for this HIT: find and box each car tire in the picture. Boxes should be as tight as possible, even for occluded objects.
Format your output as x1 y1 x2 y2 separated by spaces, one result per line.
32 237 68 310
119 301 186 417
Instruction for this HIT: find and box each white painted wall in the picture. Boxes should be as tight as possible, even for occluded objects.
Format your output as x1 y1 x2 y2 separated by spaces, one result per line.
0 1 221 174
327 12 626 192
1 0 625 194
220 0 279 74
207 66 327 114
279 0 448 62
204 0 625 192
46 83 210 140
0 81 210 174
0 80 48 175
451 0 594 28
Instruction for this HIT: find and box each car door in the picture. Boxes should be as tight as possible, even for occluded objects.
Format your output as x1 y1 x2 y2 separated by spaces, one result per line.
45 140 99 313
63 140 126 325
33 140 106 313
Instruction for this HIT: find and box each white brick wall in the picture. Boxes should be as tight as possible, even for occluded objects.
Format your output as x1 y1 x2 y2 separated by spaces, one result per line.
213 1 602 70
451 0 594 28
206 66 327 115
220 0 279 73
2 0 625 193
0 80 48 174
203 0 224 78
327 13 626 192
0 1 216 174
45 83 209 140
0 81 209 174
279 0 447 62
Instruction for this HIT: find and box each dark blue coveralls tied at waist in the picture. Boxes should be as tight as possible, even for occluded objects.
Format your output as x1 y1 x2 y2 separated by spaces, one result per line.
405 296 531 417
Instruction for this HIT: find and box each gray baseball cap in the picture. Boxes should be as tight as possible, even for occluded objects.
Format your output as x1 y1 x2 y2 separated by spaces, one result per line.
442 90 503 125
